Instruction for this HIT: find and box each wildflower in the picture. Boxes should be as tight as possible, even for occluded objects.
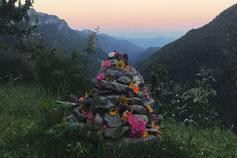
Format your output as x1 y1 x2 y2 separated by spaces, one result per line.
103 124 107 129
109 107 118 116
119 95 128 106
101 60 104 68
116 60 125 70
136 71 140 75
117 73 121 78
87 112 94 123
132 85 139 94
97 129 103 135
128 115 146 137
61 116 67 124
145 105 152 113
108 51 116 58
114 51 120 57
133 75 141 87
129 82 133 89
141 130 148 138
156 125 161 130
103 60 111 69
151 121 155 127
125 65 130 71
106 75 113 82
81 108 88 115
152 99 155 102
95 73 105 83
84 93 89 100
79 97 85 102
156 131 161 138
121 110 133 124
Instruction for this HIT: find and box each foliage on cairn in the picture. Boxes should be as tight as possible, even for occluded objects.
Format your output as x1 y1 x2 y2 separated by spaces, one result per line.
67 51 161 144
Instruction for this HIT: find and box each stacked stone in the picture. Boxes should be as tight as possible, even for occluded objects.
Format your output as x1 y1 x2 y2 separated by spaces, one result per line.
67 51 161 141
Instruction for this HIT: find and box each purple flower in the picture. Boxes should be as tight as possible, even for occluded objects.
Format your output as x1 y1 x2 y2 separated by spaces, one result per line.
117 73 121 78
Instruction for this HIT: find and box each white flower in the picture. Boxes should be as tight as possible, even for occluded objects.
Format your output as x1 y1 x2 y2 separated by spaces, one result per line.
133 75 141 87
108 51 116 58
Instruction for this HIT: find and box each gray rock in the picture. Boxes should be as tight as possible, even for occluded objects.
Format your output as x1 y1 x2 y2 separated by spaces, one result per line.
128 97 143 105
146 127 159 134
133 114 148 123
94 114 104 131
93 93 120 109
103 126 129 139
69 108 87 122
128 91 136 98
105 135 158 148
128 105 146 115
104 113 122 128
130 66 137 75
117 76 131 85
106 69 133 79
109 59 119 66
100 80 130 93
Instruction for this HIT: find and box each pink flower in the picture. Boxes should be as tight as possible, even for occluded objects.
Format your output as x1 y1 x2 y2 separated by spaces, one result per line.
95 73 105 83
114 51 120 57
103 60 111 69
128 115 146 137
143 89 150 100
103 125 107 129
87 112 94 123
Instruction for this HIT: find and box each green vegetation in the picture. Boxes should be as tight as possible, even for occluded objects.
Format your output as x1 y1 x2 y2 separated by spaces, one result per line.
0 84 237 158
139 3 237 131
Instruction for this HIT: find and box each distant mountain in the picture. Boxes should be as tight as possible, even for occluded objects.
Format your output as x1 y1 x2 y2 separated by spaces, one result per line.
79 31 145 60
130 46 160 66
115 36 177 49
139 4 237 129
28 9 107 75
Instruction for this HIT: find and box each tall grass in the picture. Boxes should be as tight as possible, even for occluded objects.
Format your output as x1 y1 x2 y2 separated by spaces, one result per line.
0 84 237 158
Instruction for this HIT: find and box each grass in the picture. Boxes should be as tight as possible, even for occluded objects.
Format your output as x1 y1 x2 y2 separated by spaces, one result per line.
0 84 237 158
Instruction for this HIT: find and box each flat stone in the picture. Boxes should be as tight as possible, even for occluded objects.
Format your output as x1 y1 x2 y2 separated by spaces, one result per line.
103 126 129 139
94 114 104 131
133 114 148 123
92 93 120 109
104 113 122 128
105 135 158 148
130 66 137 75
105 69 133 79
68 108 87 122
128 105 146 115
100 80 130 93
146 127 159 134
128 97 143 105
117 76 132 85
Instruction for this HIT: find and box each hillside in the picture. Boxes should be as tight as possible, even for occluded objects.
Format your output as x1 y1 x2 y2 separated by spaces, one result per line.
96 33 144 59
130 46 160 66
28 9 107 75
138 3 237 128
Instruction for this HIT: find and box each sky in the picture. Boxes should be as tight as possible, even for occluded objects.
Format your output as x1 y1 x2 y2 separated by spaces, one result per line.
33 0 237 38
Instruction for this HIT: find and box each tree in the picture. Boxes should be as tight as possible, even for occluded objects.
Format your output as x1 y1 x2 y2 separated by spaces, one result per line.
0 0 34 36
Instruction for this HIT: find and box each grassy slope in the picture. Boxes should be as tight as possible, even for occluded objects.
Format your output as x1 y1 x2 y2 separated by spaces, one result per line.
0 85 237 158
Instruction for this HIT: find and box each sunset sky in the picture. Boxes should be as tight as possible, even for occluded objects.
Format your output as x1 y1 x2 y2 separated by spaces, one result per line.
33 0 236 38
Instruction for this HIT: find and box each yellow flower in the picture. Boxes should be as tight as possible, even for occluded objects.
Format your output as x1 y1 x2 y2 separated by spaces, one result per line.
97 129 103 135
119 95 128 106
145 105 152 113
84 93 88 97
101 60 104 68
141 130 148 138
121 110 132 124
129 82 133 89
151 121 155 127
156 131 161 138
106 75 113 82
81 108 88 115
116 60 125 70
60 116 67 124
109 107 118 116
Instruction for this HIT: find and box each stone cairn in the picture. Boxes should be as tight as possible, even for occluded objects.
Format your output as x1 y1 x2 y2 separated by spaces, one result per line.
67 51 161 145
